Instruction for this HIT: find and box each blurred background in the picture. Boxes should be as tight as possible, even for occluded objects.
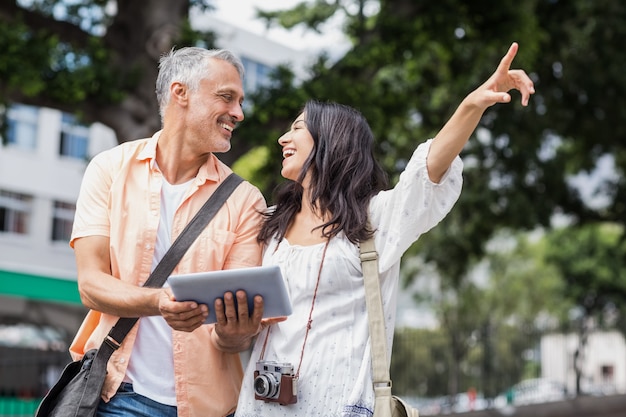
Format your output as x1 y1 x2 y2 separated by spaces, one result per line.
1 0 625 416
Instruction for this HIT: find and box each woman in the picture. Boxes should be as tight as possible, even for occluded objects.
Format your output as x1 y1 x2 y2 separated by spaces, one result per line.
235 42 534 417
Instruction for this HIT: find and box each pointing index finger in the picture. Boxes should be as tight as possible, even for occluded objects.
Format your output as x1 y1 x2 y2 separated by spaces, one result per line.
497 42 519 73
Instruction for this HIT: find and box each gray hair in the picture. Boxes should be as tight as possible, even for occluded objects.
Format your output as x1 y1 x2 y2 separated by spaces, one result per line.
155 47 245 119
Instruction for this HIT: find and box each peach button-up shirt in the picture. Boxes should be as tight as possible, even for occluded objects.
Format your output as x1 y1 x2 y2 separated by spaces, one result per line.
69 132 266 417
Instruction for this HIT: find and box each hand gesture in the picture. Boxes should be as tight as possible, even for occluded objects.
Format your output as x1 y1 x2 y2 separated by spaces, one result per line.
427 42 536 182
468 42 536 109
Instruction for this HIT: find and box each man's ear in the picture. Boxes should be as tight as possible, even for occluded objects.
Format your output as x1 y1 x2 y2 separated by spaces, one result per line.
170 82 188 106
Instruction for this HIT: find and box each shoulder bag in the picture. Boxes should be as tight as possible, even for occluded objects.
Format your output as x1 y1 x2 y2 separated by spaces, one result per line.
35 173 244 417
360 234 420 417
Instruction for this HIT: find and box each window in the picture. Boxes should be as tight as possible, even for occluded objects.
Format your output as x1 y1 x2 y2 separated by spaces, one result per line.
5 103 38 150
601 365 614 382
51 201 75 242
254 62 272 88
0 190 32 235
240 57 274 93
59 113 89 159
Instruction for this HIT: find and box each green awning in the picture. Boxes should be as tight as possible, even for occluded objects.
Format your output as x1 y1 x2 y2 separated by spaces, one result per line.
0 269 81 305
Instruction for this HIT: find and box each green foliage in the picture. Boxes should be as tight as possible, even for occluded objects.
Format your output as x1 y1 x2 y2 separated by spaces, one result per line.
0 20 57 96
544 223 626 319
6 0 625 236
232 146 272 192
241 3 626 397
485 233 570 324
0 2 126 104
391 230 573 397
391 328 450 396
257 0 341 32
0 0 218 138
390 322 540 398
249 0 626 279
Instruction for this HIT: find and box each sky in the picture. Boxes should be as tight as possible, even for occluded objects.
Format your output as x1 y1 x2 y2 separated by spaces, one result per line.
210 0 350 54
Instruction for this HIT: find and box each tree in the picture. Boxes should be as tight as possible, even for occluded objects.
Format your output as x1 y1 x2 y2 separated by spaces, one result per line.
0 1 249 156
6 0 625 235
390 231 571 399
544 222 626 394
241 6 626 394
479 232 572 394
390 327 450 397
238 2 626 397
244 0 626 269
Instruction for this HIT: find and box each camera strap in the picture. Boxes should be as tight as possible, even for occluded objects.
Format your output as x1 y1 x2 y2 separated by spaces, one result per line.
258 238 330 379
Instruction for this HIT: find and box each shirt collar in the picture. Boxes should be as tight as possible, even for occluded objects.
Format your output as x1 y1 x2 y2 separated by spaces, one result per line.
137 130 220 184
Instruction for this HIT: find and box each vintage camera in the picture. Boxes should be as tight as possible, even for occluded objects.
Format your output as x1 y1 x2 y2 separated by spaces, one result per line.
253 360 298 405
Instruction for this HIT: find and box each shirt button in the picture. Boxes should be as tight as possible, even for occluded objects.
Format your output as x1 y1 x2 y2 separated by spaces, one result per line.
119 358 125 364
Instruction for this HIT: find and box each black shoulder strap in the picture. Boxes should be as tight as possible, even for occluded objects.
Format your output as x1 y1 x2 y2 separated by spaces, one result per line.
143 172 244 289
101 172 244 352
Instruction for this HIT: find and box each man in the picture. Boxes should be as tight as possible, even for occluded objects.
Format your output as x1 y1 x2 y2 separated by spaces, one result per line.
69 47 271 417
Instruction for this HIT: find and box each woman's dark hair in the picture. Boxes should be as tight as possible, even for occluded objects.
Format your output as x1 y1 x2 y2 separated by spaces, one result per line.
258 100 388 244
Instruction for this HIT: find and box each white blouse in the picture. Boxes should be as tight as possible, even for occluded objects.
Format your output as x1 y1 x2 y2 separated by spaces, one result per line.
235 139 463 417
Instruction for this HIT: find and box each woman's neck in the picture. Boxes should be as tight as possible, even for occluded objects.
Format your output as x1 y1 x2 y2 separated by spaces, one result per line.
284 199 330 246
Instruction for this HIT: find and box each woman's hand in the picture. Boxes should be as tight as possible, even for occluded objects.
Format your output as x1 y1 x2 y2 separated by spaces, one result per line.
427 42 535 182
467 42 535 110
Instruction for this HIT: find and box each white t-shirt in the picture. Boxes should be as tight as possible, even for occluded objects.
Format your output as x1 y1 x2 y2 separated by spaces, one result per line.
125 177 193 406
235 140 463 417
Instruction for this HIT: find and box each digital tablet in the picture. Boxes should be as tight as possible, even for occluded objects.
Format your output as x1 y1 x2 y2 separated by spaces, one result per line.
167 265 292 324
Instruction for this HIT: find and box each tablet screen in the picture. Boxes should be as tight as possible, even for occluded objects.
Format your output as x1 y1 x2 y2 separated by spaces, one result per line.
167 265 292 324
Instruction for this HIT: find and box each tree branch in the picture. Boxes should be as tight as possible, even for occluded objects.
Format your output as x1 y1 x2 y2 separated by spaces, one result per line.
0 1 91 48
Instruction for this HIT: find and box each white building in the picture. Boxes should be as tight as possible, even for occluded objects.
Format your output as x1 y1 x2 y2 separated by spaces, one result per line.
541 331 626 395
191 14 311 90
0 17 306 343
0 104 116 339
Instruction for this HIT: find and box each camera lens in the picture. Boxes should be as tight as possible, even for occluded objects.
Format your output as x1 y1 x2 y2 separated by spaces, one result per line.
254 374 280 399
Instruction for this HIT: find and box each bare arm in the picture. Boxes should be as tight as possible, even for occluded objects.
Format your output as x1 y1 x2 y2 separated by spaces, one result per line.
74 235 208 332
427 42 535 182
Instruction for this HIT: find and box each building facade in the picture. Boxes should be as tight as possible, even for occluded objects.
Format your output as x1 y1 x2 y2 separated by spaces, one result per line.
541 331 626 395
0 104 115 340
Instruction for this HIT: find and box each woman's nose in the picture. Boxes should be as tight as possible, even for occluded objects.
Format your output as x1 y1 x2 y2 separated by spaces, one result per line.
278 131 290 144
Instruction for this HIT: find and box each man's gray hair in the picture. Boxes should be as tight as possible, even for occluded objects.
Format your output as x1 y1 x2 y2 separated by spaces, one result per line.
155 47 245 119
